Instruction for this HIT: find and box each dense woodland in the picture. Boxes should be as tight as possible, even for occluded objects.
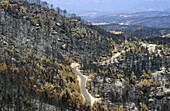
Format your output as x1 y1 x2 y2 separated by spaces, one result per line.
83 38 170 110
0 0 124 110
0 0 170 111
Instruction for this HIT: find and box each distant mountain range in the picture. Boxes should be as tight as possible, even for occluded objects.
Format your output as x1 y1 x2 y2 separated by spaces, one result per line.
81 9 170 29
78 9 170 38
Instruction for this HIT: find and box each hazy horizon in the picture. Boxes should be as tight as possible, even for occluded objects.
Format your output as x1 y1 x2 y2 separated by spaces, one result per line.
45 0 170 14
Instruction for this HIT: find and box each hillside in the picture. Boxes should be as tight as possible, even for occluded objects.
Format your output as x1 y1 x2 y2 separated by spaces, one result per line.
0 0 124 110
0 0 125 61
0 0 170 111
83 38 170 110
98 23 170 38
119 15 170 28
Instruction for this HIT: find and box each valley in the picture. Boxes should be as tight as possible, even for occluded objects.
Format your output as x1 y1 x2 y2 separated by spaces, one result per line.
83 11 170 39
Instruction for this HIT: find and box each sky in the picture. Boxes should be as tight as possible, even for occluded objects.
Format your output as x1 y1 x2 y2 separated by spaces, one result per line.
45 0 170 14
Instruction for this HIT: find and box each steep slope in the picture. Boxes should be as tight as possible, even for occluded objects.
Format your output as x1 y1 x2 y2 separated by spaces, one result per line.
0 0 124 62
1 0 169 111
0 0 125 110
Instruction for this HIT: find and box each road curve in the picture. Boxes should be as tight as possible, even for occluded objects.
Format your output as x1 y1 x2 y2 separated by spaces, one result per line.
73 66 91 104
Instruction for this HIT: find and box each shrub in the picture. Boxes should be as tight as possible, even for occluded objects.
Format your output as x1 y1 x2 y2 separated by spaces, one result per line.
1 1 26 17
0 0 10 10
140 102 148 111
135 79 159 93
0 63 7 74
7 49 13 55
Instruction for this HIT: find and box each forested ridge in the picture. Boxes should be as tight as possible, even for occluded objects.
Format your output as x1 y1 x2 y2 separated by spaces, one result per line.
0 0 170 111
0 0 124 110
